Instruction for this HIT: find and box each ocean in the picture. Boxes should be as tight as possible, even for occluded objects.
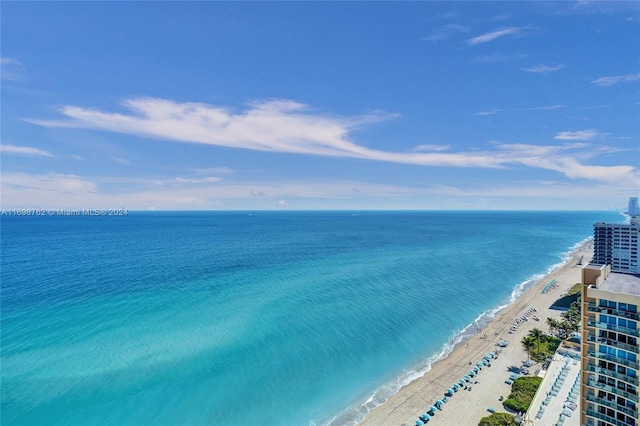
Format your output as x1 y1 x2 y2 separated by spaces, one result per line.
0 210 623 426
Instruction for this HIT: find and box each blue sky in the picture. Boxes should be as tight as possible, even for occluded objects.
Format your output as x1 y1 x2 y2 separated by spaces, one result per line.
2 1 639 210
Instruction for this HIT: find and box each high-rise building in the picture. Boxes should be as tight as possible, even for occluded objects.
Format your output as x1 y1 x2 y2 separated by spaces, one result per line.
593 218 640 274
628 198 640 217
580 264 639 426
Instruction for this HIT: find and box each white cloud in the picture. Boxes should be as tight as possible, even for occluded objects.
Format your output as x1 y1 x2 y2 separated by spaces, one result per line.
174 176 221 184
591 74 640 86
466 27 521 45
26 97 637 184
554 130 599 140
25 97 506 169
520 64 565 74
530 104 566 111
474 109 502 116
474 105 566 116
2 172 98 195
251 189 266 196
112 157 130 165
278 200 288 207
1 144 54 157
1 57 24 81
412 144 451 152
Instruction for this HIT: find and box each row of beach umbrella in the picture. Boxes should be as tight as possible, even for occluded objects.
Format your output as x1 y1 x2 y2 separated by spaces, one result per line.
415 352 497 425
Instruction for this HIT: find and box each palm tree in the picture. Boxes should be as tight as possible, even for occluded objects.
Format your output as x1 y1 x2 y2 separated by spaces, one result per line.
529 328 544 354
521 336 535 363
546 317 559 335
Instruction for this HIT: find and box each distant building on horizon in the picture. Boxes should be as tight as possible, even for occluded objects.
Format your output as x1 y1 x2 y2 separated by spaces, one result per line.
628 198 640 217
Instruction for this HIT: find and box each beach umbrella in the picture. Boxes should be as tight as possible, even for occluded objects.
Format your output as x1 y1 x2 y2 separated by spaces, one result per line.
464 375 472 381
477 363 483 369
473 366 479 372
452 383 460 390
445 389 454 396
420 413 431 421
469 370 476 376
489 352 496 358
436 399 445 406
458 379 466 385
416 420 424 426
429 405 438 413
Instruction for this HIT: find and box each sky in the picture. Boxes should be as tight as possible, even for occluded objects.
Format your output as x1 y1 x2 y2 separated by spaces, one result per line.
1 1 639 210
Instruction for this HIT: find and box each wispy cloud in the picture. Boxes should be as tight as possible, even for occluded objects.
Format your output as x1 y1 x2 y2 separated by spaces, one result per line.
422 24 469 42
2 171 636 211
26 97 637 184
467 27 521 45
1 144 54 157
2 172 98 195
554 130 600 140
174 176 221 184
529 104 567 111
1 57 25 81
474 109 502 116
412 144 451 152
112 157 130 165
194 167 234 175
251 189 266 197
475 105 566 116
520 64 565 74
591 73 640 86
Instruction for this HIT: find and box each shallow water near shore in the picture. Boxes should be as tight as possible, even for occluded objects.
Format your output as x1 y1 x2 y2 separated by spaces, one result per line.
1 210 622 425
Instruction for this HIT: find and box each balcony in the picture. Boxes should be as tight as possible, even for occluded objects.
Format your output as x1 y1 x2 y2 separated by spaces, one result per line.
587 350 640 370
585 409 637 426
585 364 640 386
586 333 640 354
585 394 638 417
585 379 639 403
587 319 640 337
588 303 640 321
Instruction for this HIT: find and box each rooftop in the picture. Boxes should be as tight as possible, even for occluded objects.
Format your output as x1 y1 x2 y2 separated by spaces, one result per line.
524 349 581 426
598 272 640 297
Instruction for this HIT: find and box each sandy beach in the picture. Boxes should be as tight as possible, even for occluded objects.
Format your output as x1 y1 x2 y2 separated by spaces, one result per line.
359 241 592 426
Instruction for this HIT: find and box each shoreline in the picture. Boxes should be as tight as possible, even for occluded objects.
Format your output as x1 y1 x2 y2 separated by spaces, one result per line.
349 238 592 426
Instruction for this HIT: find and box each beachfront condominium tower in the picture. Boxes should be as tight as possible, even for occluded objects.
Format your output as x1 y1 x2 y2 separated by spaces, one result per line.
580 263 639 426
593 217 640 275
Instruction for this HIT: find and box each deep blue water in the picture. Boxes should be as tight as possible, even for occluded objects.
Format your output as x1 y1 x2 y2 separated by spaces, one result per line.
0 211 623 425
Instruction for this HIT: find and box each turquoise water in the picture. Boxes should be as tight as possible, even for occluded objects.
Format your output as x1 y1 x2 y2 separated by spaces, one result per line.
0 211 622 425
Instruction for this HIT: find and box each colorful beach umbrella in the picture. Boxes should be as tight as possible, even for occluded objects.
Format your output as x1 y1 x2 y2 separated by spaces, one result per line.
464 375 472 381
